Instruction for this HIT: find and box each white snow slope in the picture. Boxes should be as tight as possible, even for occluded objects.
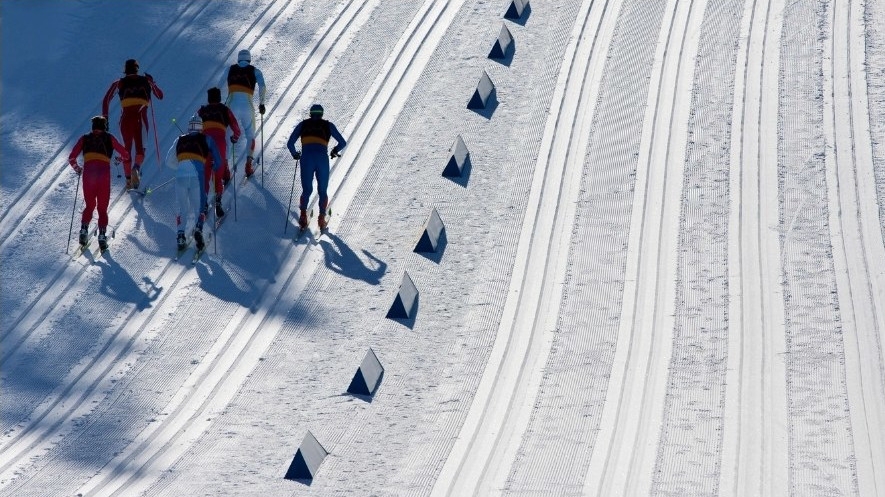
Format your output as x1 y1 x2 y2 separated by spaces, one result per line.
2 0 885 495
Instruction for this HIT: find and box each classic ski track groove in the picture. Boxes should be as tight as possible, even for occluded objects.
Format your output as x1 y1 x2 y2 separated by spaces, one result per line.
503 0 669 492
583 0 703 494
0 0 360 487
824 0 885 492
720 0 789 494
0 0 296 361
74 1 464 494
432 0 621 493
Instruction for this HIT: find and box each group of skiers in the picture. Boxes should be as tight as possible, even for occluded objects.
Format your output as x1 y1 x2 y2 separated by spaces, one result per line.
68 49 347 254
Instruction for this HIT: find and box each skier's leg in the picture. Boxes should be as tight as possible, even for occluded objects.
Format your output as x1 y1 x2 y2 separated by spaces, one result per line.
175 176 190 231
299 159 315 211
316 159 330 215
119 113 135 179
134 111 145 168
96 167 111 230
81 169 97 226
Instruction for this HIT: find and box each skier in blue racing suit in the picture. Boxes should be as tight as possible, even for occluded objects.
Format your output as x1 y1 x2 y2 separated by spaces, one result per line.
286 104 347 230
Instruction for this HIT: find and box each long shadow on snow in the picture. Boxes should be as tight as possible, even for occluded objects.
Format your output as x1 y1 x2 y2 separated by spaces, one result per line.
96 251 161 310
318 232 387 285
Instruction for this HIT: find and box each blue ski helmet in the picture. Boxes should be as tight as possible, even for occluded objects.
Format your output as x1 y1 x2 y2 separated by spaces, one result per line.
309 104 323 117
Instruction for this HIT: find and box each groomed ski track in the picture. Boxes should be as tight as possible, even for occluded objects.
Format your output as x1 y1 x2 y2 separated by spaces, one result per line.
2 0 885 496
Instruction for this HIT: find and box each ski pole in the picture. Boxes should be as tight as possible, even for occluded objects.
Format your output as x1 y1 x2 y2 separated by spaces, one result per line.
67 171 81 254
260 112 265 187
232 143 238 221
284 159 299 234
145 177 175 195
150 101 162 169
171 118 185 133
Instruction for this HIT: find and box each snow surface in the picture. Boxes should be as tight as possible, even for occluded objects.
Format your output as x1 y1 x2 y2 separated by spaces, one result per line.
2 0 885 495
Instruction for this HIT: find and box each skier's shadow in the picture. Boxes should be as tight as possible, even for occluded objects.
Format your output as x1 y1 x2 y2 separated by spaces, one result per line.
318 233 386 285
96 252 160 310
195 255 259 307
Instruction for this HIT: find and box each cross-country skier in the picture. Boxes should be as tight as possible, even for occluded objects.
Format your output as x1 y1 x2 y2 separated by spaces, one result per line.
101 58 164 190
223 49 266 178
164 115 223 252
286 104 347 230
197 87 241 218
68 116 130 251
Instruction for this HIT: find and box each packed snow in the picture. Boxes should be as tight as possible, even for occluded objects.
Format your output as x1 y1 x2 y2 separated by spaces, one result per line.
2 0 884 495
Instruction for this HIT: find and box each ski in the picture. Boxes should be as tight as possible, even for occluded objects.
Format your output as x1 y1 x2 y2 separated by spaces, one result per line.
293 209 314 242
240 157 259 187
175 237 192 261
72 239 92 260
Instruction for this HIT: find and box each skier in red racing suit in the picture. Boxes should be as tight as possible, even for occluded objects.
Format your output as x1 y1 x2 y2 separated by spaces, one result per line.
101 58 163 190
68 116 130 251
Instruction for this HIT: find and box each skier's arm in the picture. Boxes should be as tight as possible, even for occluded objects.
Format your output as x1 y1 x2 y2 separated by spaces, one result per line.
101 80 118 117
146 73 164 100
165 140 179 170
329 123 347 155
207 136 223 171
286 123 302 157
227 108 242 141
110 135 131 164
68 136 85 170
255 68 267 107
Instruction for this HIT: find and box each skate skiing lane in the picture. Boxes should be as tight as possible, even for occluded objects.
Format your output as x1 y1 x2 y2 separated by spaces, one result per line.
73 1 467 494
0 0 378 485
823 0 885 492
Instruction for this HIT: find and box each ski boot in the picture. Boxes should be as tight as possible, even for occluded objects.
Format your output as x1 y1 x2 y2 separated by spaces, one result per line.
131 166 141 190
298 209 309 230
79 224 89 246
176 231 187 251
318 213 328 231
215 197 225 218
98 230 108 251
194 229 205 251
245 156 255 178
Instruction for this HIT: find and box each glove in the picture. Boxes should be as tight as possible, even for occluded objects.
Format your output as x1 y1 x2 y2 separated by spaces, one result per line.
231 135 239 144
74 165 83 176
330 146 340 159
292 151 301 160
259 104 265 115
69 159 82 175
145 72 153 81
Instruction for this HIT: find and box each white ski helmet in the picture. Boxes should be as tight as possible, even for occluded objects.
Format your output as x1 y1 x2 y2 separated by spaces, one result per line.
188 114 202 132
238 49 251 63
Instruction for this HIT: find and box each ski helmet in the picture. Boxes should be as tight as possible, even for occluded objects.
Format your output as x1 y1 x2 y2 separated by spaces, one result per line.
309 104 324 117
124 58 139 75
238 49 251 63
91 115 108 131
207 87 222 104
188 114 203 132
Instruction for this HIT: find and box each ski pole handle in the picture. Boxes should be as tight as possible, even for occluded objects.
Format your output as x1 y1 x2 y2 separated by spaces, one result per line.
171 118 185 133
